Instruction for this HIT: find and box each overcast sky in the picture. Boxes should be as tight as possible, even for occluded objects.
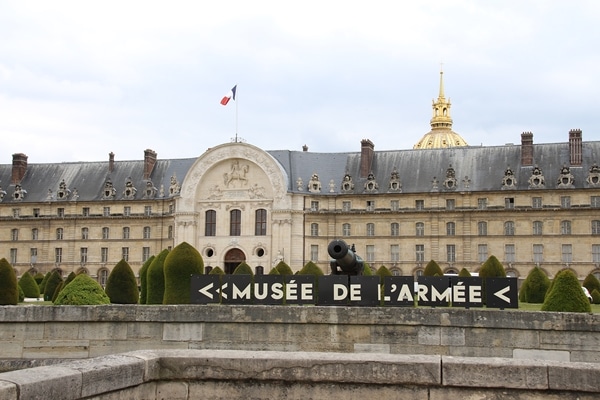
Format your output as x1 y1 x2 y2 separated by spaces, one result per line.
1 1 599 163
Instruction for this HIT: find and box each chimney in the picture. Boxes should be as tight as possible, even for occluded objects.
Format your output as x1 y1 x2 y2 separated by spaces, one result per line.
11 153 28 185
109 152 115 173
302 144 308 152
520 132 533 166
143 149 157 179
360 139 374 178
569 129 582 166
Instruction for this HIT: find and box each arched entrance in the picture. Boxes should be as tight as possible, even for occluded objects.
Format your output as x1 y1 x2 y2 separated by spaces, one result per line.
224 248 246 274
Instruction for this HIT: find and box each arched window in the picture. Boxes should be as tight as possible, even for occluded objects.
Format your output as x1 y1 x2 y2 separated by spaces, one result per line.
416 222 424 236
230 209 241 236
255 209 267 236
205 210 216 236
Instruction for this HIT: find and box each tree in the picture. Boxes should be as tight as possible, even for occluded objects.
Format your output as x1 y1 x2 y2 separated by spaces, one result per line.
458 268 471 277
54 274 111 305
275 261 293 276
163 242 204 304
146 249 169 304
18 271 40 299
376 265 392 281
268 267 281 275
43 270 63 301
479 255 506 278
209 266 225 275
33 272 45 285
423 260 443 277
39 271 51 295
542 269 591 312
233 262 254 275
298 261 324 276
583 273 600 297
519 266 551 303
138 255 155 304
105 259 139 304
0 258 18 305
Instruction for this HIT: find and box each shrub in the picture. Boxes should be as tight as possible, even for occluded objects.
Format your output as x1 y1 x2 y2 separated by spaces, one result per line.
39 271 51 295
146 249 169 304
376 265 392 281
0 258 19 305
423 260 443 277
479 255 506 278
583 273 600 296
363 263 373 275
63 272 77 288
163 242 204 304
458 268 471 277
233 262 254 275
592 289 600 305
43 270 63 301
18 285 24 303
34 272 45 285
298 261 324 276
520 266 551 303
106 259 139 304
209 266 225 275
138 255 155 304
54 274 111 305
541 269 591 312
51 281 64 302
267 267 280 275
18 271 40 298
275 261 293 276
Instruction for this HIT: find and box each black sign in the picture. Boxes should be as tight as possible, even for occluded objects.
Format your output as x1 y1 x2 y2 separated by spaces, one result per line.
485 277 518 309
449 277 484 308
383 276 416 306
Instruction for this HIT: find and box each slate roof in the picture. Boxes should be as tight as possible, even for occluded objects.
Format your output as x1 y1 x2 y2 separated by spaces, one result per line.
1 140 600 203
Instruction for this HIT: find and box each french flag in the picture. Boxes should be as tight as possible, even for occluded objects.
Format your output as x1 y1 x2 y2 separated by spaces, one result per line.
220 85 237 105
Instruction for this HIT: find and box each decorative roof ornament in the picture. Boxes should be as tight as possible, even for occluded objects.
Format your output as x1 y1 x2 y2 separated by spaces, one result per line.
13 184 27 201
556 165 574 189
169 174 181 196
363 171 379 193
296 177 304 191
142 180 158 199
341 173 354 193
502 166 517 189
307 173 321 193
431 177 439 192
528 165 545 189
443 164 457 190
56 179 71 200
328 179 336 193
0 186 6 202
102 179 117 200
123 177 137 200
586 163 600 187
388 168 402 192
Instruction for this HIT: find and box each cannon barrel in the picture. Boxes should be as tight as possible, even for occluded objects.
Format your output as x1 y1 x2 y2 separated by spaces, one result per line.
328 239 364 275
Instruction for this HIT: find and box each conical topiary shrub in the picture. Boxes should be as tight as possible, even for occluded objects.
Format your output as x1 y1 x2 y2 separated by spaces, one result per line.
209 266 225 275
146 249 169 304
363 263 373 275
480 255 506 278
18 285 24 303
542 269 591 312
424 260 443 276
376 265 392 281
520 266 551 303
163 242 204 304
298 261 324 276
0 258 18 305
34 272 45 285
105 259 139 304
233 262 254 275
458 268 471 277
275 261 293 276
51 281 64 303
592 289 600 305
18 271 40 299
268 267 280 275
39 271 51 295
54 274 111 305
138 255 155 304
43 270 63 301
583 273 600 297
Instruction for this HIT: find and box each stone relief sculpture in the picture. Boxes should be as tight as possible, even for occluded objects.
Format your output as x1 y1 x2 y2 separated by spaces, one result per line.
102 179 117 200
223 160 249 188
502 166 517 189
586 163 600 187
556 165 574 188
443 164 457 190
169 175 181 196
388 168 402 192
56 179 71 200
528 165 545 189
308 173 321 193
248 184 266 199
364 172 379 192
123 177 137 200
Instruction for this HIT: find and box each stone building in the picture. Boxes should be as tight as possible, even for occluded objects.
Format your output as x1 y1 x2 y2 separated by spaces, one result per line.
2 72 600 284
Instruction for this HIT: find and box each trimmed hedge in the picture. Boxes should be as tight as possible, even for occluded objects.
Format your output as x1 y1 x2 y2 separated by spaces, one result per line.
138 255 155 304
233 262 254 275
519 266 551 303
18 271 40 298
163 242 204 304
209 266 225 275
54 274 111 305
299 261 324 276
0 258 18 305
541 269 591 312
275 261 293 276
424 260 443 276
43 270 63 301
106 259 139 304
458 268 471 277
146 249 169 304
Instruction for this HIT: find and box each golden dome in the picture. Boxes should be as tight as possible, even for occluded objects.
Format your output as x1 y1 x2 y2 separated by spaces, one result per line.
413 70 468 149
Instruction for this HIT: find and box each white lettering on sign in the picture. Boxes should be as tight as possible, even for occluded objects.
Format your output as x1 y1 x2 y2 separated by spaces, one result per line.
417 284 429 302
232 283 251 299
431 286 451 302
286 280 298 301
452 282 466 303
470 285 482 303
198 282 214 299
272 283 284 300
350 284 361 301
494 286 511 303
334 284 348 300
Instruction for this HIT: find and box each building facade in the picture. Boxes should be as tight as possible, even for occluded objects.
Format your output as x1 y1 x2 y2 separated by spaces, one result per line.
2 74 600 284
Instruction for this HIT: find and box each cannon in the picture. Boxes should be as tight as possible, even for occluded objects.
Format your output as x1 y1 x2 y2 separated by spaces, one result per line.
328 239 365 275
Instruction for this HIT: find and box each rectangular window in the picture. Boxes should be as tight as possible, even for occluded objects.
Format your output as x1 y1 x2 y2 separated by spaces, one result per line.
477 198 487 210
504 244 516 263
391 244 400 262
55 248 63 264
124 206 131 217
255 209 267 236
168 225 173 239
10 248 17 265
390 200 399 211
32 229 38 240
477 244 487 263
80 248 88 264
533 244 543 263
122 247 129 262
101 247 109 263
532 197 542 209
416 244 425 262
169 203 175 214
391 223 400 236
310 223 319 237
533 221 543 236
366 223 375 236
505 198 515 209
415 200 424 210
310 201 319 211
81 228 89 240
593 245 600 263
230 209 241 236
593 220 600 236
446 245 456 263
592 196 600 208
102 227 109 239
446 222 455 236
416 222 425 236
478 221 487 236
33 208 40 217
310 245 318 262
366 200 375 211
366 245 375 263
562 244 572 263
123 227 130 239
57 208 65 217
11 229 18 241
561 220 572 235
561 196 571 208
342 201 351 212
30 248 38 264
82 207 90 217
144 206 152 216
143 227 151 239
56 228 64 240
205 210 216 236
12 208 20 218
143 247 151 262
103 207 110 217
342 223 351 236
446 199 455 210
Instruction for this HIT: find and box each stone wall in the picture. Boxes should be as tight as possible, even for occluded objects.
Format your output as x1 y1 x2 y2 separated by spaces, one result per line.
1 305 599 366
1 350 600 400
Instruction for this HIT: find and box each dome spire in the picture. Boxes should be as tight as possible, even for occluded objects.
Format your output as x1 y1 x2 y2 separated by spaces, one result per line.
438 63 445 99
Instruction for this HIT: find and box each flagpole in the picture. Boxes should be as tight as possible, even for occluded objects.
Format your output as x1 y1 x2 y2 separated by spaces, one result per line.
235 85 239 142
